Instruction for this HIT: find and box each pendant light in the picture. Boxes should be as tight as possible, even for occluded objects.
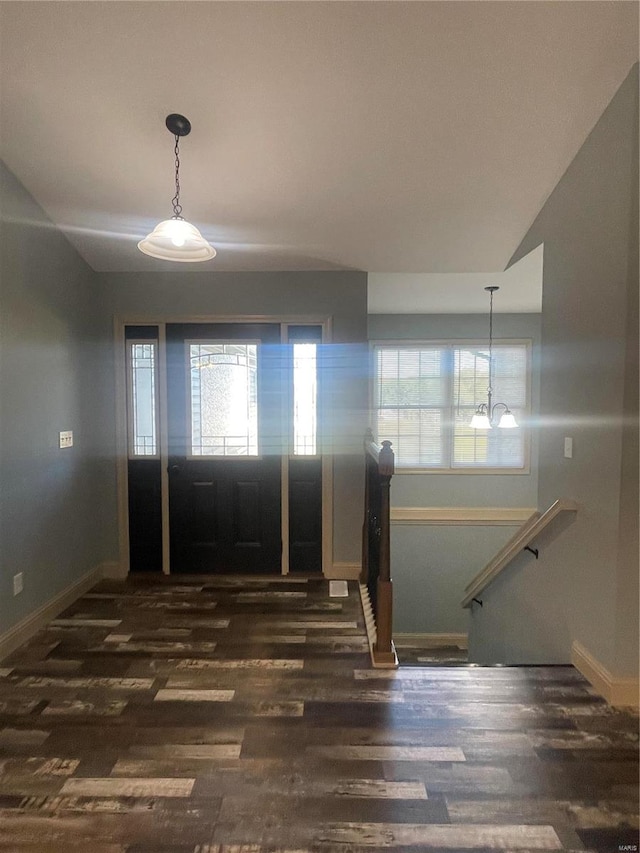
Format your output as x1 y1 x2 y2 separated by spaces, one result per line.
470 286 518 429
138 114 216 262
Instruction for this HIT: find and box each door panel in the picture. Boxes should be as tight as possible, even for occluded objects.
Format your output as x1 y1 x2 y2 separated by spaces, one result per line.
166 323 281 573
234 480 261 544
289 458 322 572
287 326 323 573
128 459 162 572
190 480 218 544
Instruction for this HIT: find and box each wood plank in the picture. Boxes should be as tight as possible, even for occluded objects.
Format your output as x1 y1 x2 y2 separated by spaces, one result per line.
0 573 635 852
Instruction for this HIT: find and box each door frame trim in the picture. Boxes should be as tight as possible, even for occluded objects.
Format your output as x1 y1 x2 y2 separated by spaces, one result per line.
115 314 333 577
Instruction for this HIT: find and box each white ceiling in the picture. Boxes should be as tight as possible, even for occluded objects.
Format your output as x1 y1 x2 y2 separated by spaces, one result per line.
368 243 544 313
0 1 637 280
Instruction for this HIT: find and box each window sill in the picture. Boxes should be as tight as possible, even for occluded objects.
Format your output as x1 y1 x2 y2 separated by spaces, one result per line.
394 466 531 475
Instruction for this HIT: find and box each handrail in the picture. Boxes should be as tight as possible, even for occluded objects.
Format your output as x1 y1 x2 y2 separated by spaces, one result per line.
461 499 578 609
360 429 397 667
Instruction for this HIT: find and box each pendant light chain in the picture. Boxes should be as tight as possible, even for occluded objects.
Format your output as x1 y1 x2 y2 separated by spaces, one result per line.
171 134 183 220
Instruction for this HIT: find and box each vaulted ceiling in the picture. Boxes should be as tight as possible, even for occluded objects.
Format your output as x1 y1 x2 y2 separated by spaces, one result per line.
0 1 637 279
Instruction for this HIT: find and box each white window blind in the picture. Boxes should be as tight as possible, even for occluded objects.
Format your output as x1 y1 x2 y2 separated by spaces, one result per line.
374 343 528 470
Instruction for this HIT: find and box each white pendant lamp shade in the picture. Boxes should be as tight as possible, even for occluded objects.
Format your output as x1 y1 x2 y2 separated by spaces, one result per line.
138 113 216 263
138 218 216 262
470 412 492 430
497 411 518 429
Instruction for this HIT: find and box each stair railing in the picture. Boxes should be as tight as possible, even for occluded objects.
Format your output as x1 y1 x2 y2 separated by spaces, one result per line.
360 429 397 667
461 498 579 608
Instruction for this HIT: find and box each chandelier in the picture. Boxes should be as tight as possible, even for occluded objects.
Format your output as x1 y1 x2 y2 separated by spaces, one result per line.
470 286 518 429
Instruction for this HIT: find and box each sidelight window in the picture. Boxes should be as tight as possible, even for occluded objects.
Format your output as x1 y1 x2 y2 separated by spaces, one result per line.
127 341 158 457
292 343 317 456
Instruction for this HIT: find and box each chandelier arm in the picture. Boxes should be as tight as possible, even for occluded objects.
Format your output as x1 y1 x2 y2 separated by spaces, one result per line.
489 400 508 424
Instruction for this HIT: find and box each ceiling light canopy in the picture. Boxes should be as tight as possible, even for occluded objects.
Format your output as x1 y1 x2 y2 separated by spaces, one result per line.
470 286 518 430
138 114 216 263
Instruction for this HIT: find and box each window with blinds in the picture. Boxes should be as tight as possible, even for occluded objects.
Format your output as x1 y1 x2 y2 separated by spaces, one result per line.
373 342 529 470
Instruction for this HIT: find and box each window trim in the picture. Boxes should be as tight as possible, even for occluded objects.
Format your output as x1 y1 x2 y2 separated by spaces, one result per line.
370 338 532 475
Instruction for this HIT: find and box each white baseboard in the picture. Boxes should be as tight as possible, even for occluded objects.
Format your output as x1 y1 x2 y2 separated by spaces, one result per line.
0 566 103 662
394 632 468 649
572 641 639 709
100 561 127 579
326 562 361 580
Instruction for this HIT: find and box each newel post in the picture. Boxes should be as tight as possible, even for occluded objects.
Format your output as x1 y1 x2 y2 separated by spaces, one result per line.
373 440 396 665
360 428 374 585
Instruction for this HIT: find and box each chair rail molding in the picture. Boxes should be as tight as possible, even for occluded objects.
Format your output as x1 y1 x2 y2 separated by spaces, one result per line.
391 507 536 526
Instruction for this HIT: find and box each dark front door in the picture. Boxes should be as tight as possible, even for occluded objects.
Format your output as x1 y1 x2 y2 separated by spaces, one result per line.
166 323 282 573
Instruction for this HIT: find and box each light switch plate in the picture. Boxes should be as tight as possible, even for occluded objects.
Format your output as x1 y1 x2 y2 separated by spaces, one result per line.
59 430 73 449
13 573 23 596
564 437 573 459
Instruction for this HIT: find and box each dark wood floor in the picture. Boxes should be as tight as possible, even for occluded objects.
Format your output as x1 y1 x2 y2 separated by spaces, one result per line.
0 574 637 852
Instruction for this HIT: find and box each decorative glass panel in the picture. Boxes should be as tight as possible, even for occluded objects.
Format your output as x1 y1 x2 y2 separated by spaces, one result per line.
189 343 258 457
293 343 317 455
129 342 157 456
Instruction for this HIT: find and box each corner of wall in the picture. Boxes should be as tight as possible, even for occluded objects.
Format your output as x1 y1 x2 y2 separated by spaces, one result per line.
100 561 128 580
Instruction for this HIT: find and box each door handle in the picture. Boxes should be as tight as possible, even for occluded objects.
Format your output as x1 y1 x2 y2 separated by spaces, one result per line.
168 464 182 475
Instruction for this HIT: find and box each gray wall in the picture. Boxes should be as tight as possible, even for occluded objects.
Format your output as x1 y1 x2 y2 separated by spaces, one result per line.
391 524 522 634
100 270 368 563
614 82 639 676
470 65 639 673
0 161 114 635
369 313 541 634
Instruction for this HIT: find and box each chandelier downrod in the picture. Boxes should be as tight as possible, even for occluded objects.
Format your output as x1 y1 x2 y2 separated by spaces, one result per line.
470 286 518 430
